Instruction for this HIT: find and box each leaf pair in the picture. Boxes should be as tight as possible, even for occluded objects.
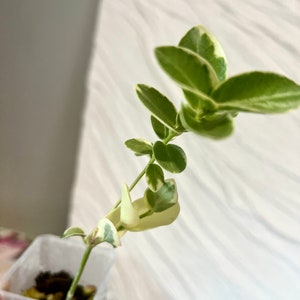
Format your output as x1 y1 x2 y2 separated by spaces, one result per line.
136 26 233 139
125 138 187 174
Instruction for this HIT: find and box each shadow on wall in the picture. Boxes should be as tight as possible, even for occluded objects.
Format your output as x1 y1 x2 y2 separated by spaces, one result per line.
0 0 99 236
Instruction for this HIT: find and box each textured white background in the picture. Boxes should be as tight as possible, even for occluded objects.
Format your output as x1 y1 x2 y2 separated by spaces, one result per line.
69 0 300 299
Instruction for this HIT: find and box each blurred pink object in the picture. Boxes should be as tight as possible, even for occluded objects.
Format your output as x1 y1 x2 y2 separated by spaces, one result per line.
0 228 30 277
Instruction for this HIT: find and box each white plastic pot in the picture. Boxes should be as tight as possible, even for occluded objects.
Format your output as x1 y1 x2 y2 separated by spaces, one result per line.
0 234 116 300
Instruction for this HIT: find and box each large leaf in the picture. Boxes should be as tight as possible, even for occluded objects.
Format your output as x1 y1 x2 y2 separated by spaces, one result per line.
146 163 165 192
212 72 300 113
106 191 180 233
129 198 180 232
136 84 178 130
180 105 234 139
153 141 187 173
179 25 227 81
125 138 152 156
155 46 219 96
145 179 178 212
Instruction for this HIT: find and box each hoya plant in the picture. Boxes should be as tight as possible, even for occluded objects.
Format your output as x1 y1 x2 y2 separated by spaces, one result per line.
63 25 300 299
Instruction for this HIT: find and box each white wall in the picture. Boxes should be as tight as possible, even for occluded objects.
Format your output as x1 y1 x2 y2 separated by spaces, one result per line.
0 0 99 236
69 1 300 299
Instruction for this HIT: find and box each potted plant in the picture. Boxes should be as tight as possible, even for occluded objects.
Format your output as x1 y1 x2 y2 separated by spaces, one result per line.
1 24 300 300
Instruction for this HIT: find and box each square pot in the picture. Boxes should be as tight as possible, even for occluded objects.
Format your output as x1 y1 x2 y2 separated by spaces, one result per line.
0 234 116 300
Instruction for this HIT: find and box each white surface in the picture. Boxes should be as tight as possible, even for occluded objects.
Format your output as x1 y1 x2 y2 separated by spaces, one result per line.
69 0 300 299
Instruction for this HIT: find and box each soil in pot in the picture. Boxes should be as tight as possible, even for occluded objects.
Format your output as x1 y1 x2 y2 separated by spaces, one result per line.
22 271 96 300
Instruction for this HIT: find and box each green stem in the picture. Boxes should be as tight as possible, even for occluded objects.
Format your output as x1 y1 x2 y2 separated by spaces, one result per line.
66 245 93 300
66 131 181 298
163 130 178 144
129 157 155 191
113 157 154 209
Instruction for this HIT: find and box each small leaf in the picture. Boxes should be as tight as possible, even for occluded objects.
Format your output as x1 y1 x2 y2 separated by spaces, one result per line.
97 218 121 247
179 25 227 81
212 72 300 113
62 227 85 239
153 141 187 173
146 163 165 191
179 105 234 139
136 84 178 130
151 116 169 140
120 184 140 228
145 179 178 212
155 46 219 96
125 138 152 156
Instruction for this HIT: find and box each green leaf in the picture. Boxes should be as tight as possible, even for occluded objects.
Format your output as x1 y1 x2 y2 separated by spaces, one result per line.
175 113 187 133
120 184 140 228
136 84 178 130
179 105 234 139
151 116 169 140
155 46 219 96
125 138 152 156
146 163 165 191
183 89 217 112
145 179 178 212
179 25 227 81
212 72 300 113
97 218 121 247
153 141 187 173
62 227 86 239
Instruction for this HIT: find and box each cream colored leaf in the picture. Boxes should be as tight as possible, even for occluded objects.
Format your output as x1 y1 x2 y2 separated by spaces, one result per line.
130 199 180 232
120 184 140 228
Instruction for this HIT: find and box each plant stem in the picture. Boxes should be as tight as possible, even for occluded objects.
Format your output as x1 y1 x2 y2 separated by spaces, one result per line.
112 157 154 209
67 131 181 298
129 156 155 191
129 130 178 192
66 245 93 300
163 130 178 144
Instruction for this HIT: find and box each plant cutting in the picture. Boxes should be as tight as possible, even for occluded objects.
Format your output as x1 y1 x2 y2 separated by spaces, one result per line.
3 24 300 300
